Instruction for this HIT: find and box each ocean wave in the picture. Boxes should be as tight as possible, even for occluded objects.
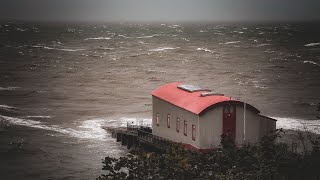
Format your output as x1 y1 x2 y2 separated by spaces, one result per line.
256 43 271 47
168 25 182 28
23 116 52 119
197 47 215 53
303 61 320 66
149 47 177 52
33 45 85 52
0 115 109 141
0 86 20 91
221 41 241 45
0 105 16 111
135 35 154 39
84 37 111 40
304 42 320 47
273 117 320 134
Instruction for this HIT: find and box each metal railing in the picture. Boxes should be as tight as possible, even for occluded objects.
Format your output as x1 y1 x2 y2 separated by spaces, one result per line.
137 129 172 149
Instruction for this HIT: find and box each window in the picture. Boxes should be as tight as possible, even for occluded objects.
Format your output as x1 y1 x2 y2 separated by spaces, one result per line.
184 120 187 136
192 125 196 141
176 118 180 132
167 114 170 128
156 113 159 126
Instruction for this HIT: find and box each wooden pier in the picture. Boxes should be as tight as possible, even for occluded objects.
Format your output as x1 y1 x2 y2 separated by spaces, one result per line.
104 123 172 150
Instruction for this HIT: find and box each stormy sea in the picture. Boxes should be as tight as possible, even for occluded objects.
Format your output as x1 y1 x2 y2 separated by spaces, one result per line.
0 22 320 179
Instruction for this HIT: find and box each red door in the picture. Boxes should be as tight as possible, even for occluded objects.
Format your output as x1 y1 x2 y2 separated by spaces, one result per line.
223 104 236 140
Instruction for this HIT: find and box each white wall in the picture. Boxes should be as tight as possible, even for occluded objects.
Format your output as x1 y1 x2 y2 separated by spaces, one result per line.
199 106 223 148
152 96 200 148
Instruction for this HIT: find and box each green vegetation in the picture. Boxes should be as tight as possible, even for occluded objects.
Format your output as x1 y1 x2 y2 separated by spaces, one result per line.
98 129 320 180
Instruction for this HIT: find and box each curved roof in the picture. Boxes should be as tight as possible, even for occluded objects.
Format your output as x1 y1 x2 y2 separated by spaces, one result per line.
152 82 260 115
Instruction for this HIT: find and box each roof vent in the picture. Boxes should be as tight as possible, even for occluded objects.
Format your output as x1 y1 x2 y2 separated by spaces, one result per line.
178 84 210 92
200 92 224 97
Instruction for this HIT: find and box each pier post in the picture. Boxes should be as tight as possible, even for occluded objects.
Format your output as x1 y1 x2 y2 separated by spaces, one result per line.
122 134 128 145
116 132 122 142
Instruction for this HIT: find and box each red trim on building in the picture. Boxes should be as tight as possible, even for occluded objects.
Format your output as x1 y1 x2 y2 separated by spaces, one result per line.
152 82 260 115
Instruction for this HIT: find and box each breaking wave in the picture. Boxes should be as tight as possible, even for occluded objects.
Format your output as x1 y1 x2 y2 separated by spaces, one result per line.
0 115 152 141
0 115 108 141
0 86 20 91
304 42 320 47
197 47 215 53
149 47 177 52
221 41 241 45
33 45 85 52
0 105 16 112
303 60 320 66
84 37 111 40
274 117 320 134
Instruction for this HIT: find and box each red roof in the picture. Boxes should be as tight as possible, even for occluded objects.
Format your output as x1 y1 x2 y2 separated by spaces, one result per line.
152 82 260 115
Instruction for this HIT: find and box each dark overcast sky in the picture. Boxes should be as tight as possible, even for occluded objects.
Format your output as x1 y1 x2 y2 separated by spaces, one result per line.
0 0 320 22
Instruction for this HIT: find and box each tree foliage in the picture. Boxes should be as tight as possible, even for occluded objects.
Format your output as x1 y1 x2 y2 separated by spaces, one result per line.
98 130 320 180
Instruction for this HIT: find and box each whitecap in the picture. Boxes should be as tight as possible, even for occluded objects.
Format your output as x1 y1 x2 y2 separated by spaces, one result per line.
135 35 154 39
23 116 52 119
222 41 241 45
58 48 86 52
0 87 20 91
197 47 214 53
118 34 127 38
0 115 108 141
41 46 85 52
0 105 16 110
84 37 111 40
16 28 27 32
304 42 320 47
149 47 177 52
256 44 271 47
303 60 320 66
273 117 320 134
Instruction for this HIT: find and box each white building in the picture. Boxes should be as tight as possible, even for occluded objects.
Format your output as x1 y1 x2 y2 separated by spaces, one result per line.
151 82 276 151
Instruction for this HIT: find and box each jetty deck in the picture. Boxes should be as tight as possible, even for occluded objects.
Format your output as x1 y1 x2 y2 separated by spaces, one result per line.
104 123 172 150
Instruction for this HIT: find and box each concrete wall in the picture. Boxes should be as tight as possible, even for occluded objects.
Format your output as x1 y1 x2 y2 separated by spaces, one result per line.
152 96 200 148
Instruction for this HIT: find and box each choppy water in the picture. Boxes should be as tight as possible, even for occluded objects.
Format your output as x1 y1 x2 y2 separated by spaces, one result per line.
0 22 320 179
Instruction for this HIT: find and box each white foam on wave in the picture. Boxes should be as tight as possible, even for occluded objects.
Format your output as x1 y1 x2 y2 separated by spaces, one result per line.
149 47 177 52
135 35 154 39
197 47 214 53
221 41 241 45
0 86 20 91
0 105 16 111
273 117 320 134
23 116 52 119
40 46 85 52
303 60 320 66
256 44 271 47
0 115 109 141
304 42 320 47
84 37 111 40
0 115 152 141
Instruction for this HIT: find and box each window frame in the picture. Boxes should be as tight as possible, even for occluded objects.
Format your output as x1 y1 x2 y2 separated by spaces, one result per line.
167 114 170 128
156 113 159 126
184 120 187 136
192 125 196 141
176 118 180 132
